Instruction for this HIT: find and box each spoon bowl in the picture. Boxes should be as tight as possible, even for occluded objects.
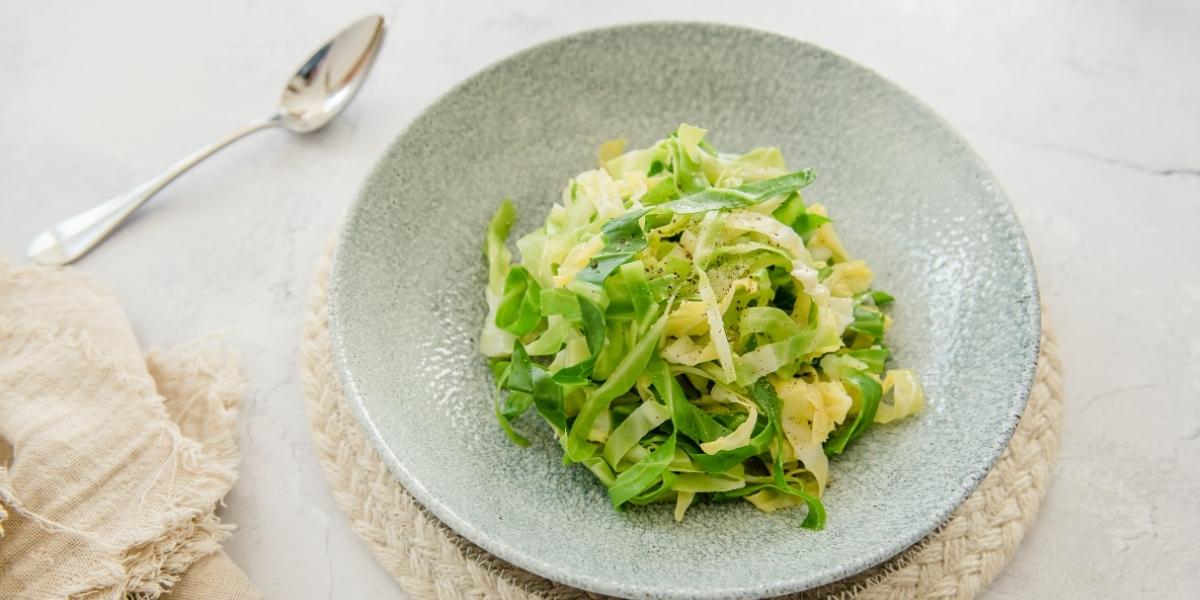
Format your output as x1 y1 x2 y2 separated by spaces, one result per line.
279 15 386 133
27 14 387 266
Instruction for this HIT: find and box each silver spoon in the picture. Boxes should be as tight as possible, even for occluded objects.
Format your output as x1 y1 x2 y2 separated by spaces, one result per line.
28 14 387 266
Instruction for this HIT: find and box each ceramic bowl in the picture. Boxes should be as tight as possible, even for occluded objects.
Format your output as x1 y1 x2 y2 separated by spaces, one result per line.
330 22 1039 599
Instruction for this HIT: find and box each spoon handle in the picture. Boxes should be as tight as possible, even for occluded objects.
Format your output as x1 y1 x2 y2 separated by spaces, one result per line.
27 116 282 266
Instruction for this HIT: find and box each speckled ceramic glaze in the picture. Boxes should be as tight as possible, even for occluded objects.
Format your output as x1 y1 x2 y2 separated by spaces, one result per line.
329 23 1039 600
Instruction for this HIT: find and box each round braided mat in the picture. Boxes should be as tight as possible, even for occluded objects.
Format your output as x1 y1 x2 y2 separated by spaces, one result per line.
302 244 1062 600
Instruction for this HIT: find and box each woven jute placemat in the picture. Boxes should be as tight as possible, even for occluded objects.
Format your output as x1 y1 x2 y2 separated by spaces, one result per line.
301 244 1062 600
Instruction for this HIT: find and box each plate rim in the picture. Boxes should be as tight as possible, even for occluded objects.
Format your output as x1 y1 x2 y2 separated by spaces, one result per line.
329 20 1041 599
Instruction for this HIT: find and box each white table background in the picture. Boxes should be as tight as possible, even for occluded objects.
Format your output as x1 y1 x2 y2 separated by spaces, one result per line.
3 1 1198 598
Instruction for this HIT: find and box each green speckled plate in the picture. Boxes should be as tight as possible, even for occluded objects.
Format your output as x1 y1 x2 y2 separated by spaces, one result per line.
330 23 1039 600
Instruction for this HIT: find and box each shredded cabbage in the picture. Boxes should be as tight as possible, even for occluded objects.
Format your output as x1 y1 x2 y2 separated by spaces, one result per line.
480 125 923 530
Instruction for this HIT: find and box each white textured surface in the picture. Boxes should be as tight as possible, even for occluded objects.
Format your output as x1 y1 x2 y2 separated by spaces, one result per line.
1 2 1196 599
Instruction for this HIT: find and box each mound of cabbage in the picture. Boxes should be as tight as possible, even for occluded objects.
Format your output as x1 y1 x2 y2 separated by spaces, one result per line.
480 125 922 529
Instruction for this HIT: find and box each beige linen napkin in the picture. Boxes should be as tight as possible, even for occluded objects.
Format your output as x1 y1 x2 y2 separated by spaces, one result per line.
0 260 260 600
